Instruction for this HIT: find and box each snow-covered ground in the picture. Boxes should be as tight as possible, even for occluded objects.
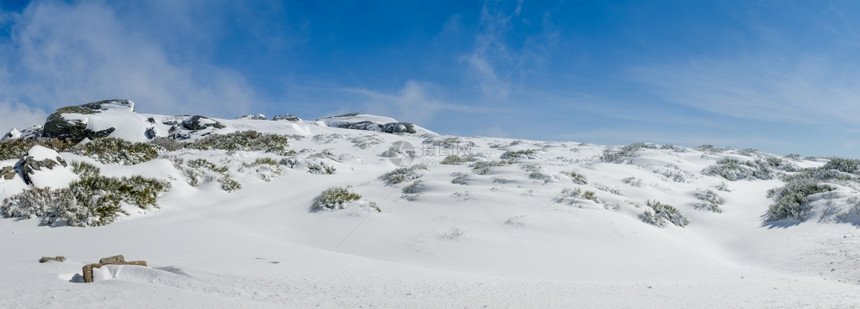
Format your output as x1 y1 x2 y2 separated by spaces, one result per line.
1 107 858 308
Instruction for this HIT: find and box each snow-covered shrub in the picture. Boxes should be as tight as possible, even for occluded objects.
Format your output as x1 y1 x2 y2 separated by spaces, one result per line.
441 155 470 165
528 171 557 183
520 163 542 172
696 144 729 153
622 177 642 187
310 186 362 212
600 142 655 164
702 158 795 181
438 226 466 240
1 174 170 227
451 172 470 185
693 189 725 213
73 137 158 165
306 160 337 175
181 158 242 192
640 200 689 227
561 171 588 185
821 158 860 174
308 150 341 162
0 138 74 160
500 149 538 160
186 131 289 153
71 161 100 178
150 136 184 151
764 180 834 222
552 188 599 205
401 180 426 201
240 157 283 181
470 160 511 175
379 164 427 185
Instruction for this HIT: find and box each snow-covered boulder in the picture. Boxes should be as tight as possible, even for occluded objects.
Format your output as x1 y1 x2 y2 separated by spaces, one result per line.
272 113 300 122
182 115 225 131
18 146 78 189
1 128 21 141
318 113 433 135
237 114 267 120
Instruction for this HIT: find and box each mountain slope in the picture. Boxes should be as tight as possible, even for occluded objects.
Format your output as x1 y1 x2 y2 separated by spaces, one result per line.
0 100 858 308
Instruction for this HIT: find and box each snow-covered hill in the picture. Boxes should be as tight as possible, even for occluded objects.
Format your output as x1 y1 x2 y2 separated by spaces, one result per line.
1 100 858 308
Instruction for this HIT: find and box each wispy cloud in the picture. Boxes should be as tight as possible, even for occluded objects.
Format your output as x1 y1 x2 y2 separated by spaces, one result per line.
632 53 860 125
0 1 259 128
460 1 558 103
347 81 496 125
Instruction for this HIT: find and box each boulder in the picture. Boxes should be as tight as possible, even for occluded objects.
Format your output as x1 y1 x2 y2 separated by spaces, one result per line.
42 105 113 143
237 114 267 120
17 146 77 189
39 256 66 263
272 114 300 122
82 255 148 283
182 115 225 131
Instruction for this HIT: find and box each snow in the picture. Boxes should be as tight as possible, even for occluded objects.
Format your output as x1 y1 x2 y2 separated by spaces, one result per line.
0 110 859 308
23 146 78 190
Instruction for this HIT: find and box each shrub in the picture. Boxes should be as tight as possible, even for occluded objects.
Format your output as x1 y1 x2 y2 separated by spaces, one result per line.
306 160 336 175
185 131 289 153
764 180 834 222
71 161 100 178
401 180 426 201
600 143 655 164
379 164 427 185
451 172 470 185
73 137 158 165
822 158 860 174
441 155 471 165
1 173 170 227
310 186 362 212
0 139 36 160
702 158 796 181
561 171 588 185
622 177 642 187
694 189 725 213
640 200 688 227
500 149 538 160
470 160 511 175
150 137 185 151
552 188 599 205
180 158 241 192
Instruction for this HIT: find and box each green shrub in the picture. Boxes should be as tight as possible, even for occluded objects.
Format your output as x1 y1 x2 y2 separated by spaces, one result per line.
441 155 471 165
470 160 511 175
702 158 795 181
379 164 427 185
306 161 336 175
822 158 860 174
500 149 537 160
764 180 834 222
1 173 170 227
180 158 241 191
451 172 469 185
600 143 655 164
552 188 599 205
150 137 185 151
310 186 362 212
71 161 100 178
640 200 688 227
694 189 724 213
0 139 35 160
73 137 158 165
561 171 588 185
185 131 289 153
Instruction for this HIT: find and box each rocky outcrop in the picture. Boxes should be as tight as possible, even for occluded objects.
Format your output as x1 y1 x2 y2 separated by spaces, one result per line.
182 115 225 131
41 100 131 143
18 150 68 186
238 114 267 120
272 114 300 122
332 121 416 134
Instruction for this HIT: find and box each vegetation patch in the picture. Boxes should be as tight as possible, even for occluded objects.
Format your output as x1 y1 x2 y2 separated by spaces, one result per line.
640 200 689 227
600 143 656 164
703 157 796 181
693 189 725 213
561 171 588 185
74 137 158 165
469 160 511 175
765 180 834 222
310 186 375 212
379 164 427 185
185 131 289 153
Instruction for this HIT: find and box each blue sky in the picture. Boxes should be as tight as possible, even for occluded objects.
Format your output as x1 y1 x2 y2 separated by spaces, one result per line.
1 1 860 158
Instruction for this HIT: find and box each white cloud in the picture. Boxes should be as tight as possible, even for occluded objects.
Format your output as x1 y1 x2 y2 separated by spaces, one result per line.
348 81 494 125
0 1 258 119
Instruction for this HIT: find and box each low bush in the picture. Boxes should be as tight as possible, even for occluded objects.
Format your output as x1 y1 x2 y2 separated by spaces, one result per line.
500 149 538 160
310 186 362 212
600 143 655 164
185 131 289 153
470 160 511 175
379 164 427 185
640 200 688 227
74 137 158 165
702 157 796 181
764 180 834 222
561 171 588 185
1 173 170 227
694 189 725 213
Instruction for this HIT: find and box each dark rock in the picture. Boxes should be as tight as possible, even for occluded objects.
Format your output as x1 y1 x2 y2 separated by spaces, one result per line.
147 117 156 124
1 166 15 180
382 122 416 134
182 115 225 131
79 99 134 112
41 103 116 143
145 127 157 140
272 114 300 122
331 120 417 134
